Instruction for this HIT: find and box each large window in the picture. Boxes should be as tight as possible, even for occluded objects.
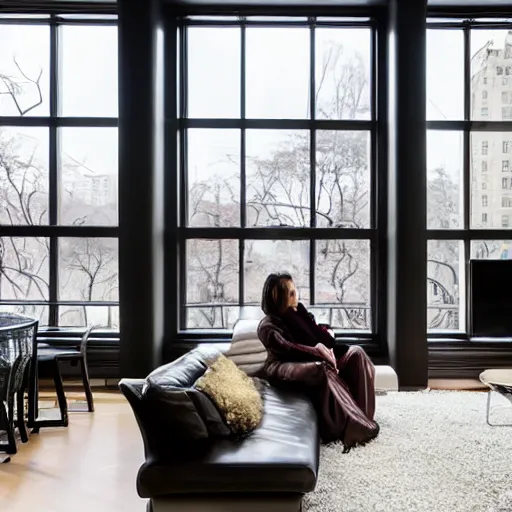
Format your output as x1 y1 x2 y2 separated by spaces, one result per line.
176 16 379 335
0 14 119 330
427 20 512 334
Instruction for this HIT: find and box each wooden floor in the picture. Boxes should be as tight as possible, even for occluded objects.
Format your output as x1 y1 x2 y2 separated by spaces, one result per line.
1 380 489 512
0 392 146 512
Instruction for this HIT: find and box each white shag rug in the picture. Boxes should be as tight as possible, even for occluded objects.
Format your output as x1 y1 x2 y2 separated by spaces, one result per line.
304 390 512 512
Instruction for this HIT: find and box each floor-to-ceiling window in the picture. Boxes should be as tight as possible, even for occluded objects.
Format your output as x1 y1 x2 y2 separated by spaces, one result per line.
427 18 512 338
0 13 119 331
171 14 383 346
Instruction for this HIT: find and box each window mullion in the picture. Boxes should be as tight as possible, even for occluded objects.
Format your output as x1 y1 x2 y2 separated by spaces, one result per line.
463 23 471 335
49 16 59 326
179 24 189 330
309 19 316 306
240 24 246 309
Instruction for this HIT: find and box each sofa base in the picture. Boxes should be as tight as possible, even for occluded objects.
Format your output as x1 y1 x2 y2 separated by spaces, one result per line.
149 493 303 512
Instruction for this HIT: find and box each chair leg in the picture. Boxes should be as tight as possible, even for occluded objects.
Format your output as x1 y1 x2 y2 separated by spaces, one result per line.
5 396 17 455
80 357 94 413
53 360 69 427
17 388 29 443
486 390 512 427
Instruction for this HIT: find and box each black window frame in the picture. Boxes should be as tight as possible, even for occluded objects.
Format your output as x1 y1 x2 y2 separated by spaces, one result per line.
427 17 512 340
165 12 386 349
0 12 119 334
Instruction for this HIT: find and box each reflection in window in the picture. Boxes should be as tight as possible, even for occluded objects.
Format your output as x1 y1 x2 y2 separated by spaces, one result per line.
0 24 50 116
482 195 488 207
59 238 118 302
482 213 488 223
482 141 488 155
60 25 118 117
427 130 463 229
427 240 462 331
503 160 510 172
186 239 239 329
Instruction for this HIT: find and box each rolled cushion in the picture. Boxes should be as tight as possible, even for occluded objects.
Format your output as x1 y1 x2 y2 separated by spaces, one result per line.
196 355 263 437
227 319 268 375
231 319 261 342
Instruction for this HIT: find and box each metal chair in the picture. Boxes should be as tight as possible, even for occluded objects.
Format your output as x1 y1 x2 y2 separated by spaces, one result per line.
32 326 95 432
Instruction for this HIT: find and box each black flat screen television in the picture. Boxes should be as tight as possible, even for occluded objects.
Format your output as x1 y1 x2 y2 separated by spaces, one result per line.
470 259 512 337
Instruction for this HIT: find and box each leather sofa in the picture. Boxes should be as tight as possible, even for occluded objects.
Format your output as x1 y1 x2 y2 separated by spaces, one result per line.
120 346 319 512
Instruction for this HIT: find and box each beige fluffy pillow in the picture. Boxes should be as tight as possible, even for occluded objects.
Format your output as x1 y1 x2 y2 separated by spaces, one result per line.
195 355 263 437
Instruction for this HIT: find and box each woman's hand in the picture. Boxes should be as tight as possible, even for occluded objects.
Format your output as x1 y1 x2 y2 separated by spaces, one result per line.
315 343 337 370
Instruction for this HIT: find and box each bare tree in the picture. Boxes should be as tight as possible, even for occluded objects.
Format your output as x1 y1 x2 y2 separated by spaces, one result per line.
0 61 118 327
426 167 460 329
60 238 118 326
188 43 372 329
0 69 49 307
187 177 239 328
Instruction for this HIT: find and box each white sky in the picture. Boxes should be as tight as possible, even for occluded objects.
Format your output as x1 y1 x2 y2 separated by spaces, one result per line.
0 22 118 183
0 19 509 200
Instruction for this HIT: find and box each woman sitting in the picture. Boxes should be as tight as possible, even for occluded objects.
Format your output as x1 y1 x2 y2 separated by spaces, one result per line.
257 272 380 452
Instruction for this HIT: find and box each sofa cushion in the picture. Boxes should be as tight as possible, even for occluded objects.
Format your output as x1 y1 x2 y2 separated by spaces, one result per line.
196 355 263 437
137 385 319 497
142 346 229 440
226 319 267 376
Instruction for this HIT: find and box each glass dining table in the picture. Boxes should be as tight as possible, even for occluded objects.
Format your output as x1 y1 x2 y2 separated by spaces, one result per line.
0 313 39 459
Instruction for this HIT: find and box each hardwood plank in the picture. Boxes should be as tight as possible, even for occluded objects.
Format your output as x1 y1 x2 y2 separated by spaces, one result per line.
0 395 145 512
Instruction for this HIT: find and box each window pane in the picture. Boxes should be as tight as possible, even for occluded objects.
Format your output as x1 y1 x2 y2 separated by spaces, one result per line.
59 128 118 226
0 24 50 116
315 239 370 330
315 28 371 120
0 127 49 225
244 240 309 304
471 30 512 121
471 240 512 260
188 27 240 118
60 25 117 117
427 30 464 120
188 129 240 227
59 305 119 329
0 304 48 326
427 240 463 331
59 238 118 301
0 237 49 300
186 239 239 329
316 131 370 228
246 130 309 227
427 130 463 229
471 132 512 228
246 27 309 119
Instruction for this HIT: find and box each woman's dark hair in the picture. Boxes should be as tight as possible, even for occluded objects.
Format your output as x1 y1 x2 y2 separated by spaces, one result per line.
261 272 293 316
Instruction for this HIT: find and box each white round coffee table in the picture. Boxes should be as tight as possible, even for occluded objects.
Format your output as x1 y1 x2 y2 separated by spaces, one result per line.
480 369 512 426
